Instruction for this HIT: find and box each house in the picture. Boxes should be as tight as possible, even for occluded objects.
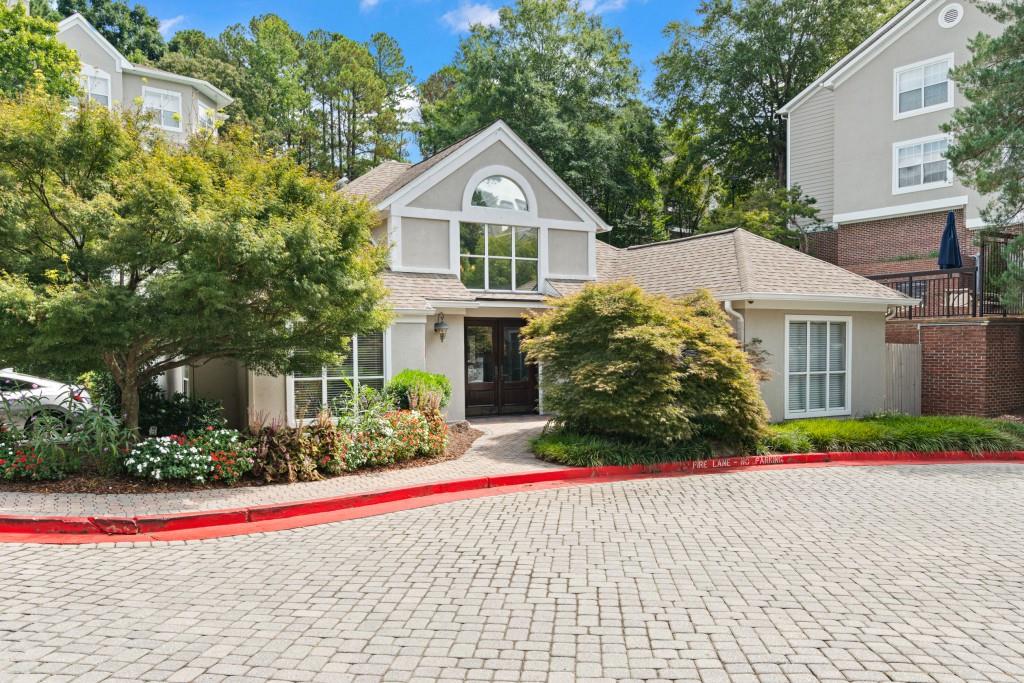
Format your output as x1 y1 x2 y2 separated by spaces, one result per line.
782 0 1024 416
187 121 913 426
54 13 233 144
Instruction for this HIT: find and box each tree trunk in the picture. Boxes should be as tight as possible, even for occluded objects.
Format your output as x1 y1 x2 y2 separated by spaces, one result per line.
120 375 141 438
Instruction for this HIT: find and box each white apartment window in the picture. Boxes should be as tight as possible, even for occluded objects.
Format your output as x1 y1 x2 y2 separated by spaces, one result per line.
76 66 111 108
198 104 216 131
893 135 952 194
142 86 183 131
894 54 953 119
786 317 851 418
460 223 539 292
290 332 386 422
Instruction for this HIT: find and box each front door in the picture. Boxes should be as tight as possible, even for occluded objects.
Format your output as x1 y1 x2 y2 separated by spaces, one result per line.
465 319 538 416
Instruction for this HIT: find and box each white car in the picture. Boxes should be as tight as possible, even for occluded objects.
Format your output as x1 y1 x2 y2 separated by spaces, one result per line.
0 369 93 429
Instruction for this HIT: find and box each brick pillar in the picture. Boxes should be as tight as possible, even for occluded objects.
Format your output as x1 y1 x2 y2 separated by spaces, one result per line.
917 320 1024 416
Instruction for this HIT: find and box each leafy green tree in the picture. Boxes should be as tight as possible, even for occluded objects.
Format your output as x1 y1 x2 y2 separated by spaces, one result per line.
659 116 721 237
158 29 248 126
0 94 389 432
29 0 61 22
702 179 824 247
944 1 1024 229
522 281 768 448
418 0 664 245
56 0 165 62
368 32 414 166
0 2 79 98
219 14 308 150
655 0 902 198
943 1 1024 306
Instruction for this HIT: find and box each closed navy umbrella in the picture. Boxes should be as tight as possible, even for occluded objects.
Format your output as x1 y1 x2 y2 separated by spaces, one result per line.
938 211 963 269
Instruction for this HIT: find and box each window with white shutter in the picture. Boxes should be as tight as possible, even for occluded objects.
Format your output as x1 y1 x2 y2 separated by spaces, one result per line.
786 317 850 418
289 332 387 423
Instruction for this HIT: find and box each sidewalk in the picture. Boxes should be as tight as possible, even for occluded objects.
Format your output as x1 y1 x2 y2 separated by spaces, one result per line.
0 415 554 518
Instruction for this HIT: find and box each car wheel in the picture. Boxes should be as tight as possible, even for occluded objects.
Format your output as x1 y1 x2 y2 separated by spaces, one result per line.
24 409 68 433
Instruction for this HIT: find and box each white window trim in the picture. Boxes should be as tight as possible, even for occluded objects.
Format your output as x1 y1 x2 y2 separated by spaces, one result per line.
79 64 112 109
285 330 392 427
461 165 539 220
142 86 183 132
784 315 852 420
892 133 953 196
460 222 540 294
197 102 216 131
893 53 955 121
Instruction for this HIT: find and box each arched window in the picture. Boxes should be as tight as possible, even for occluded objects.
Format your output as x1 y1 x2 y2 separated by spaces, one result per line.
471 176 529 211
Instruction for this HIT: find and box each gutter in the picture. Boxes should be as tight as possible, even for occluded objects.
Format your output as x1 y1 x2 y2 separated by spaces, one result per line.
724 300 745 348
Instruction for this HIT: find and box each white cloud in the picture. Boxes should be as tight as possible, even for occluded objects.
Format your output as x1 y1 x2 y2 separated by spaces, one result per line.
580 0 629 12
399 89 421 124
359 0 381 10
441 3 501 33
158 15 185 37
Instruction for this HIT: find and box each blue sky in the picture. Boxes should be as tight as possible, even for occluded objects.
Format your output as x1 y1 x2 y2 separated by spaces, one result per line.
145 0 702 92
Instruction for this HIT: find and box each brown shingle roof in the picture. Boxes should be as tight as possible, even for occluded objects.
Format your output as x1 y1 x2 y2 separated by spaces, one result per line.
381 271 475 310
592 229 911 303
341 161 412 202
340 127 489 205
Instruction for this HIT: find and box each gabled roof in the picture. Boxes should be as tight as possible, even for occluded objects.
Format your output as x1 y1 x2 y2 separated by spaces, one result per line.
56 13 233 108
591 229 916 305
344 121 613 232
780 0 941 115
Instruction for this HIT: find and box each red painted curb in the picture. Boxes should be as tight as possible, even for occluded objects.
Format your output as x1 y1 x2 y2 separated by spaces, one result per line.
1 450 1022 542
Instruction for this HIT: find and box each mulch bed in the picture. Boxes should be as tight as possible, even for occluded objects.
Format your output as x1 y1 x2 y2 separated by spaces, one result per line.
0 422 484 496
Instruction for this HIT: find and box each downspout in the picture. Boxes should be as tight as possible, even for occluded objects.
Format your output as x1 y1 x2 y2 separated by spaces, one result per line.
724 300 745 348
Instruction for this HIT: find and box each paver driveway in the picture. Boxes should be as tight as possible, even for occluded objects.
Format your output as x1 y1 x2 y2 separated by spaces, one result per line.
2 464 1024 682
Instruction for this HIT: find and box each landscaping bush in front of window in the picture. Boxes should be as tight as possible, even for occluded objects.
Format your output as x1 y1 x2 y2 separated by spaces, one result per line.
521 281 768 449
384 369 452 409
760 414 1024 455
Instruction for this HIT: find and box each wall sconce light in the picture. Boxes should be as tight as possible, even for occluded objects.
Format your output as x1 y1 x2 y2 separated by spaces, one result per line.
433 312 449 343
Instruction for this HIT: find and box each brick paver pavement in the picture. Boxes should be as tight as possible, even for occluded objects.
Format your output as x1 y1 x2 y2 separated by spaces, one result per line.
2 463 1024 682
0 415 554 517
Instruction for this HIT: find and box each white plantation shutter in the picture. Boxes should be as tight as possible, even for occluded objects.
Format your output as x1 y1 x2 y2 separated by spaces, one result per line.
290 332 386 422
787 319 849 417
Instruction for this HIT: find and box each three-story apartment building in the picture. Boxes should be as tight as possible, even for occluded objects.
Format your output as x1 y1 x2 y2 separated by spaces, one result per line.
783 0 1023 417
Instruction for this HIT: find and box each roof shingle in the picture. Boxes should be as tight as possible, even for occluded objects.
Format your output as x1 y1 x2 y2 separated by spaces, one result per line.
592 229 911 303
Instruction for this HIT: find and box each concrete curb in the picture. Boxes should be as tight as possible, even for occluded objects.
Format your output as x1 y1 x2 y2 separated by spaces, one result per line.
1 450 1022 543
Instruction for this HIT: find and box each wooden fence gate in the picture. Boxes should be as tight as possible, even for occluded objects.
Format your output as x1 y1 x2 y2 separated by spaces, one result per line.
885 343 921 415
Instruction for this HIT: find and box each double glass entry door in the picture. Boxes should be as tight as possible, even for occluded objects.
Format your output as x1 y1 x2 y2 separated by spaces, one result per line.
465 319 538 416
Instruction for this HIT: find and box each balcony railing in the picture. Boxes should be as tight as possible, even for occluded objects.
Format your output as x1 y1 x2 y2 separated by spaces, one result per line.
868 267 980 319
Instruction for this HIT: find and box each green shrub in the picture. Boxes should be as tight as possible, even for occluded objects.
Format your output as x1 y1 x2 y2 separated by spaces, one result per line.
79 372 226 436
532 428 710 468
522 282 768 448
385 369 452 409
759 414 1024 454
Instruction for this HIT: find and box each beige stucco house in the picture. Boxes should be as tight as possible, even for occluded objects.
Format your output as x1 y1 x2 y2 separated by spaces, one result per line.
188 122 913 426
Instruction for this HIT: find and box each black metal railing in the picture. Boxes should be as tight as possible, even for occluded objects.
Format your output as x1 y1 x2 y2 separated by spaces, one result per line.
868 267 979 319
979 236 1024 316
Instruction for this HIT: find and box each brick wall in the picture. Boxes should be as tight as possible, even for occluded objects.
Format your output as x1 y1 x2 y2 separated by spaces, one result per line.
804 209 973 277
899 319 1024 416
804 230 838 264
